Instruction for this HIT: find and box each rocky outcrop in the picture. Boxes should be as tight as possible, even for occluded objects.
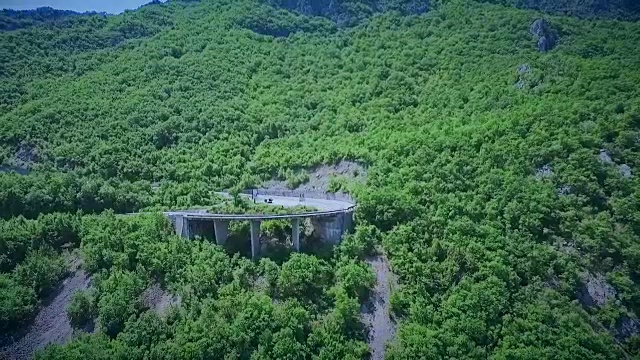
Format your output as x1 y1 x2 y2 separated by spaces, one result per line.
615 316 640 341
267 0 430 26
598 149 634 178
578 273 617 308
619 164 632 178
530 18 557 52
535 163 553 179
141 283 181 316
14 141 40 168
515 64 530 89
598 149 614 165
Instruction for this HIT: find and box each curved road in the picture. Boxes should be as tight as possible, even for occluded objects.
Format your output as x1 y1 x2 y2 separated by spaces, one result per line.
165 193 356 220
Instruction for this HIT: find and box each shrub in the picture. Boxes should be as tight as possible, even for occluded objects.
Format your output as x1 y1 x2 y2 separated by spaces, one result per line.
13 249 67 297
0 274 37 332
67 290 97 329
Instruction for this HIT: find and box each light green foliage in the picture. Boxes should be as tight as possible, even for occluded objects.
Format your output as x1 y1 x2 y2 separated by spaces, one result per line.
96 270 145 338
2 0 640 358
326 175 348 193
0 213 81 333
308 287 369 359
277 253 332 306
335 259 376 301
13 249 67 298
337 224 381 259
67 290 97 330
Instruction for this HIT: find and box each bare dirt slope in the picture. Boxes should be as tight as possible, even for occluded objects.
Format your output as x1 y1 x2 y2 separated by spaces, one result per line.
361 255 397 360
141 283 181 316
263 160 366 192
0 268 91 360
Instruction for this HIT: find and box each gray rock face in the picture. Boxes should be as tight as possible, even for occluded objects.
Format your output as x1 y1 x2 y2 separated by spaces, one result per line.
515 64 531 89
619 164 632 178
578 273 617 308
14 141 40 167
530 18 557 52
598 149 614 164
262 160 366 193
615 316 640 341
535 164 553 179
537 36 552 52
141 283 181 316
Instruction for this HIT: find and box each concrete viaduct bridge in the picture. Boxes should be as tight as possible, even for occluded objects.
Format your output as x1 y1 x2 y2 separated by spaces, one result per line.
165 192 356 259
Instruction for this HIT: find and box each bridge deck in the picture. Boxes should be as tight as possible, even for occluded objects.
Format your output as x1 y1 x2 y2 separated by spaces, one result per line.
165 206 355 221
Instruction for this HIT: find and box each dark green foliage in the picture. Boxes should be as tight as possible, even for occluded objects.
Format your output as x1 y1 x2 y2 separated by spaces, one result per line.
33 213 371 358
0 274 37 332
96 270 145 338
0 214 80 332
34 334 133 360
0 213 80 272
0 173 153 219
0 7 82 32
237 5 337 37
267 0 430 25
476 0 640 19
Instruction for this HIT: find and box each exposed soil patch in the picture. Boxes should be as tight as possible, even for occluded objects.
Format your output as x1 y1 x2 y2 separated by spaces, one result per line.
0 268 91 360
361 255 397 360
263 160 366 192
141 283 181 316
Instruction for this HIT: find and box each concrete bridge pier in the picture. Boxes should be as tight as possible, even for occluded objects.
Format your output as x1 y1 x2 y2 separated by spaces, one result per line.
251 220 261 259
291 218 300 251
173 215 187 238
311 212 354 244
214 220 229 246
178 216 193 239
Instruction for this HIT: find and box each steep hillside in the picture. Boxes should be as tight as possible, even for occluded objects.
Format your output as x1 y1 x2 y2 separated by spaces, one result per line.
1 0 639 358
266 0 430 25
479 0 640 19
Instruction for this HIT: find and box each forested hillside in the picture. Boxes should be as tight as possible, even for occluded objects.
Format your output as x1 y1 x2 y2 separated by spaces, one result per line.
1 0 640 358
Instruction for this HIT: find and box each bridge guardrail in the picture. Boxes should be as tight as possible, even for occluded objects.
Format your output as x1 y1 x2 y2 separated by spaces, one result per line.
165 206 355 221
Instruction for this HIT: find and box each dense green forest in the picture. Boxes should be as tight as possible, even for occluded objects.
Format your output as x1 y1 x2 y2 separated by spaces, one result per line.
1 0 640 358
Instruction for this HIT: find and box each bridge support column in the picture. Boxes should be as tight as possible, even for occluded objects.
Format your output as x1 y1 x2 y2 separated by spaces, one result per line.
183 217 192 239
173 215 185 238
214 220 229 246
291 218 300 252
250 220 261 259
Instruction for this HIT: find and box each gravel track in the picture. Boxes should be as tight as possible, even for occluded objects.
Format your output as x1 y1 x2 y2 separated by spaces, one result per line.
361 255 396 360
